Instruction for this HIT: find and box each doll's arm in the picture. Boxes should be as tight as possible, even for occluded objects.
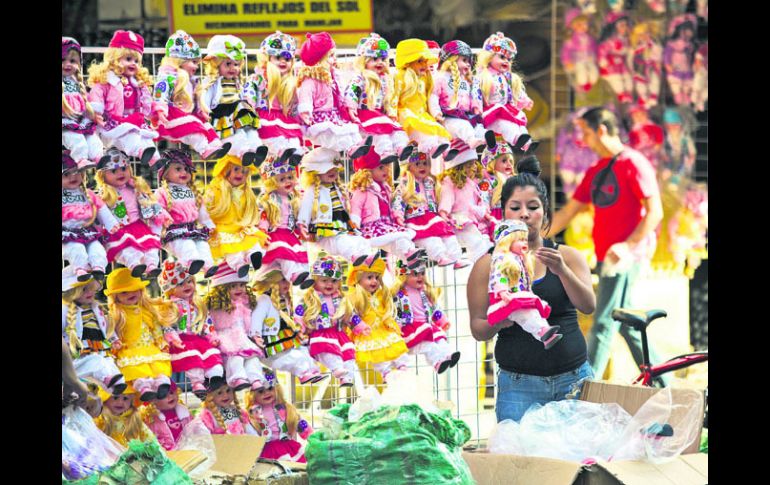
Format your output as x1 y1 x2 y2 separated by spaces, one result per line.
240 74 258 109
516 85 534 111
428 77 443 119
86 83 107 116
437 178 456 220
349 312 371 336
152 70 176 120
91 191 121 233
296 79 314 116
297 417 314 440
348 189 367 228
343 75 363 112
198 203 216 230
163 326 185 349
391 187 406 225
471 77 483 114
249 297 269 338
201 316 221 346
297 188 314 228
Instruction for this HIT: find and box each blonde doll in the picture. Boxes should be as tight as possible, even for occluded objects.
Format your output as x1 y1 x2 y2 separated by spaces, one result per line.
247 370 313 463
487 220 562 349
94 389 155 447
142 381 192 450
249 272 324 385
95 148 171 279
204 154 269 278
199 35 268 166
597 12 634 104
242 31 305 159
479 134 516 222
344 33 412 164
630 21 663 110
152 30 231 160
200 381 258 435
62 37 104 169
336 256 410 383
295 256 358 386
87 30 160 166
429 40 489 149
154 148 218 278
105 268 174 402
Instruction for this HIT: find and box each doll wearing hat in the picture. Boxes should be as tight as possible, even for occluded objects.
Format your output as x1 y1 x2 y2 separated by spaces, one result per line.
62 153 120 281
628 106 664 169
629 22 663 110
199 35 268 166
142 381 193 450
479 134 517 223
664 14 698 107
488 220 563 349
597 12 634 104
249 271 326 384
96 148 171 279
204 154 269 278
155 148 218 278
344 33 413 164
560 8 600 93
87 30 160 166
243 31 305 160
62 37 104 169
152 30 231 160
296 256 359 386
94 387 155 447
200 379 258 435
661 108 696 182
105 268 175 402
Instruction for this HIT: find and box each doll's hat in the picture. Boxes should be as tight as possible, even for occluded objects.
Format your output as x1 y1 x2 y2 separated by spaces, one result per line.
158 260 192 295
311 255 343 279
62 36 81 59
263 369 278 389
404 146 430 166
564 8 588 28
425 40 440 51
109 30 145 55
261 31 297 59
97 148 130 171
604 11 629 26
104 268 149 296
97 383 138 407
482 32 517 60
481 133 514 168
494 219 529 244
668 14 697 36
395 39 438 69
166 30 201 59
357 33 390 59
663 108 683 125
62 267 96 293
62 152 79 173
439 40 472 65
261 152 300 179
205 35 246 61
443 139 478 170
299 32 335 67
209 264 249 288
301 147 341 174
157 148 195 180
347 255 386 287
395 254 428 276
353 148 394 172
212 154 255 179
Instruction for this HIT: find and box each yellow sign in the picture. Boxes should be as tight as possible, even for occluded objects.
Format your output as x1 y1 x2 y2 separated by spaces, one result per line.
168 0 373 37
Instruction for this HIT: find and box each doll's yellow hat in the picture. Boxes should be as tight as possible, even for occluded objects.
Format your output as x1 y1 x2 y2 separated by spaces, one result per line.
212 154 256 179
347 257 386 287
395 39 438 69
104 268 149 296
97 383 139 408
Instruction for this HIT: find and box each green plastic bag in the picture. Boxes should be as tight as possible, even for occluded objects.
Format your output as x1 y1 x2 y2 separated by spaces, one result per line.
306 403 475 485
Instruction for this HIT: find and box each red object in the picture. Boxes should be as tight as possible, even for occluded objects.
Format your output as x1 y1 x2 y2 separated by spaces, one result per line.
353 148 383 171
109 30 145 54
425 40 440 50
299 32 335 67
630 124 664 147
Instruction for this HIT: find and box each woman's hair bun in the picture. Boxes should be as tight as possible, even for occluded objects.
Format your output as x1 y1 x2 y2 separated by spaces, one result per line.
516 155 542 178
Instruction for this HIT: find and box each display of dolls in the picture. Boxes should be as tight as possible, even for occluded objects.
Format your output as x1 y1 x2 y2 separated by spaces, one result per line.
487 220 562 349
479 133 516 223
664 14 698 107
200 379 258 435
392 148 468 268
296 32 372 159
199 35 268 165
204 265 268 391
391 256 460 374
62 37 104 169
691 41 708 112
62 153 119 280
204 154 269 278
667 183 708 277
243 31 305 159
560 8 599 93
629 21 663 109
477 32 535 152
597 12 634 104
62 269 126 395
154 149 219 278
157 260 224 397
429 40 488 149
627 106 664 169
345 33 412 164
95 148 171 279
644 0 666 13
94 389 155 447
337 255 410 383
152 30 231 160
247 370 313 463
295 256 359 386
86 30 160 166
249 271 326 384
661 108 696 182
104 268 174 401
142 381 193 451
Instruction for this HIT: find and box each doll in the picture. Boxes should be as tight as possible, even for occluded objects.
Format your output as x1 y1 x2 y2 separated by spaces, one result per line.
256 154 314 289
204 154 269 278
142 381 193 451
62 153 119 280
392 148 468 269
199 35 268 166
597 12 634 104
664 14 698 107
477 32 535 152
555 111 598 198
336 255 410 383
437 140 494 264
629 22 663 109
105 268 174 401
200 380 258 435
296 148 377 266
87 30 160 166
242 31 305 159
295 256 359 386
345 33 412 164
62 269 126 395
479 133 516 223
94 390 155 447
204 265 267 391
560 8 599 93
154 148 218 278
391 257 460 374
627 106 664 169
247 370 313 462
296 32 372 159
249 271 326 384
95 148 171 279
487 220 562 349
157 260 224 397
661 108 696 182
152 30 231 160
62 37 104 169
691 41 708 112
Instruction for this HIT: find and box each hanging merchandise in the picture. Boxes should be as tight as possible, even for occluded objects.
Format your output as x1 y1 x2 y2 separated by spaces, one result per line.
627 106 664 169
630 21 663 109
660 108 696 183
555 110 599 198
664 14 698 107
651 180 707 277
691 41 708 112
561 8 600 94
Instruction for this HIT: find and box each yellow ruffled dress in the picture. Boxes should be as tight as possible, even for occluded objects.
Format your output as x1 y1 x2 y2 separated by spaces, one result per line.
347 292 408 364
394 71 451 139
206 184 269 259
113 304 172 381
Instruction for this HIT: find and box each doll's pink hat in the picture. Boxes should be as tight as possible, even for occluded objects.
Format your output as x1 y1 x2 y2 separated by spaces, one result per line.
353 148 391 171
564 8 587 28
210 264 249 288
443 139 478 170
158 260 192 295
299 32 335 67
668 14 697 36
604 11 629 26
109 30 145 55
62 37 81 59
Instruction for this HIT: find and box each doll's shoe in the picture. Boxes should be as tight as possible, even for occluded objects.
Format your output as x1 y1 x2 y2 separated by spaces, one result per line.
279 147 297 164
436 257 455 267
292 271 310 287
155 383 171 399
231 378 251 392
204 265 219 279
90 269 105 281
512 134 531 151
299 278 315 291
399 144 415 161
140 147 157 166
192 383 207 399
188 260 205 276
311 373 329 384
484 129 497 149
352 254 369 266
538 325 561 342
443 149 459 161
332 368 349 379
111 382 128 395
242 151 256 166
145 267 162 280
436 359 452 375
139 390 157 402
338 377 354 387
106 374 124 389
252 146 269 167
380 154 399 165
237 264 251 278
349 142 371 160
250 252 263 270
406 248 427 261
250 380 266 391
76 269 93 282
205 375 226 392
289 153 303 167
449 351 461 368
299 373 318 385
205 142 232 160
432 143 450 159
543 333 563 350
130 264 147 278
453 258 472 269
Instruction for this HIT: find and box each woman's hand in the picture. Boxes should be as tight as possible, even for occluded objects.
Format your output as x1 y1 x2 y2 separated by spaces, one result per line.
535 246 569 276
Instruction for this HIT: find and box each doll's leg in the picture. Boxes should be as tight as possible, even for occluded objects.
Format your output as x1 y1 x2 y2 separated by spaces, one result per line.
223 130 249 158
588 62 600 87
411 341 450 367
602 74 624 96
444 118 483 148
166 239 196 267
667 76 683 104
110 132 144 159
185 368 206 387
73 354 120 388
326 234 374 263
648 73 661 106
456 226 493 264
267 348 319 378
442 235 464 262
343 359 360 381
86 133 105 163
393 352 412 370
513 308 552 339
114 246 144 270
316 353 347 377
204 364 224 378
370 133 396 158
195 240 216 271
415 237 448 263
142 249 161 273
243 356 267 386
262 135 304 158
279 259 311 285
62 131 89 164
575 62 590 91
183 133 222 158
224 356 248 385
490 120 528 150
62 242 89 273
85 241 107 272
372 361 392 380
681 79 694 104
224 251 249 272
245 241 266 270
390 131 410 157
382 235 418 260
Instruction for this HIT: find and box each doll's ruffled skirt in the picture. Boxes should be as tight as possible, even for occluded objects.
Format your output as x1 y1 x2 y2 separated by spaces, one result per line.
262 228 308 265
157 106 219 144
170 334 223 372
116 345 172 382
401 320 447 349
350 325 408 364
309 327 356 360
398 109 451 139
261 439 305 463
303 110 362 151
210 225 269 259
487 293 552 327
405 212 455 240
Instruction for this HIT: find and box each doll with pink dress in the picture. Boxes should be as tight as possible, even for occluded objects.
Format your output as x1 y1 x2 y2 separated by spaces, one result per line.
560 8 599 93
629 22 663 109
200 379 258 435
628 106 664 169
143 381 193 450
664 14 698 107
597 12 634 104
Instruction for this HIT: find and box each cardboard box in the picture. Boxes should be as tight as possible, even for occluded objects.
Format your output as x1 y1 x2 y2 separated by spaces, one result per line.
167 449 208 474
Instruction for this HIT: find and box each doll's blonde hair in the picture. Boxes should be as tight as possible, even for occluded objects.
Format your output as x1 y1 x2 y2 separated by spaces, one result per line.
350 166 393 192
95 167 157 210
335 273 398 333
476 50 525 106
257 53 298 116
62 49 96 120
353 56 395 113
142 387 183 426
246 383 300 437
395 62 434 107
398 169 429 208
159 56 194 112
205 283 258 313
205 166 262 227
438 162 472 191
297 52 333 85
391 273 441 306
252 278 301 332
495 230 535 287
630 22 660 47
100 395 146 442
204 388 249 433
62 281 104 357
439 55 472 110
300 279 342 332
486 153 514 208
107 291 172 341
87 47 153 87
258 175 300 226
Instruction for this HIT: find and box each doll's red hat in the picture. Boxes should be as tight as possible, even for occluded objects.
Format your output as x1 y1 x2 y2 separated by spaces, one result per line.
109 30 145 55
353 148 392 171
425 40 440 50
299 32 335 67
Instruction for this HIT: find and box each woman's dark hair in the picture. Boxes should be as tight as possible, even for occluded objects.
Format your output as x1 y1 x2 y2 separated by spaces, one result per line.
501 155 551 234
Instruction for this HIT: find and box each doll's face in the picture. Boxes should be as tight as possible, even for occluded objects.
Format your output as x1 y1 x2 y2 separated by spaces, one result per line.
219 58 242 79
666 122 682 135
105 394 133 415
251 386 276 406
164 162 192 185
228 282 248 301
226 164 248 187
371 164 391 184
181 59 200 78
327 50 337 68
462 161 476 177
314 276 340 296
171 277 196 302
211 385 234 407
503 185 544 236
75 280 101 306
119 52 141 78
490 53 511 73
511 238 528 254
410 58 429 76
493 154 515 177
62 49 81 77
615 19 629 36
359 272 380 294
408 158 430 180
277 278 290 296
456 56 472 77
62 170 84 190
115 290 142 306
269 55 292 76
154 390 179 411
572 17 589 34
102 165 131 187
365 56 388 76
405 271 425 291
319 168 339 184
274 171 297 196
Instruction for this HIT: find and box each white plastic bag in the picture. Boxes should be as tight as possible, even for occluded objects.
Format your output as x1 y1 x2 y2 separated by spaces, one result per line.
347 385 383 423
174 417 217 477
62 405 125 480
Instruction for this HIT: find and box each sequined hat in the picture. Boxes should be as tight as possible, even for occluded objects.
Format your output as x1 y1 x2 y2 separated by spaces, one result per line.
261 31 297 60
483 32 517 60
481 133 514 168
157 148 195 180
166 30 201 59
97 148 130 171
357 33 390 59
395 255 428 276
261 153 300 179
158 260 192 295
311 256 343 280
494 219 529 244
439 40 472 64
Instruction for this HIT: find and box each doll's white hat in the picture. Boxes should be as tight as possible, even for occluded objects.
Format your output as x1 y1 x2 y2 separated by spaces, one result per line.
166 30 201 59
443 139 479 170
62 267 94 293
205 35 246 61
494 219 529 243
300 147 342 174
209 264 249 287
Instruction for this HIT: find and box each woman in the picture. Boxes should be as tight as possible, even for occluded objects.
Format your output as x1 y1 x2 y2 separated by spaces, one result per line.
468 156 596 422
